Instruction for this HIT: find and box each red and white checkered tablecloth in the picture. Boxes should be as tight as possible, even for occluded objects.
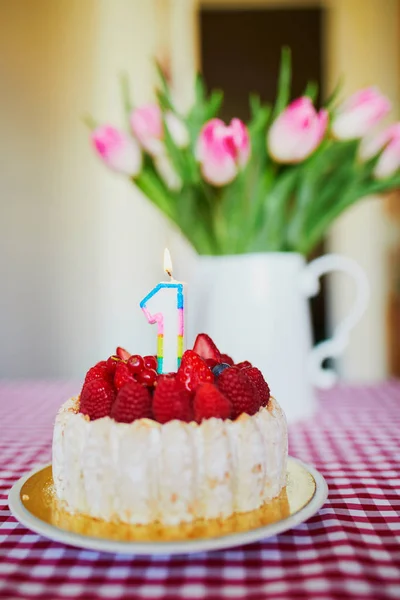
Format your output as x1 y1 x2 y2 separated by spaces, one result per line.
0 380 399 600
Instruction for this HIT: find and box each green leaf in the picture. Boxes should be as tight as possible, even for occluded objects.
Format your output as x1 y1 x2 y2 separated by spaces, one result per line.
194 73 206 105
288 140 359 251
162 117 190 183
249 93 261 115
156 88 174 112
155 61 171 99
250 167 299 251
324 76 344 110
154 62 175 111
134 169 176 220
360 174 400 196
119 72 133 118
248 104 272 136
82 114 97 131
204 89 223 120
304 81 318 104
272 46 291 119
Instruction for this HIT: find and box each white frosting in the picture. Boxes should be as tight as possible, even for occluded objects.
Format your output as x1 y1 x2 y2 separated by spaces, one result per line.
52 397 287 525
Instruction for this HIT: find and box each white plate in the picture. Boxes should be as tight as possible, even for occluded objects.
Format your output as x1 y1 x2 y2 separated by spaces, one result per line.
9 457 328 555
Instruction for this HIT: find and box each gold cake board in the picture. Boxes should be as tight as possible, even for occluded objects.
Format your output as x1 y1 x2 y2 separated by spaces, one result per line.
9 457 328 554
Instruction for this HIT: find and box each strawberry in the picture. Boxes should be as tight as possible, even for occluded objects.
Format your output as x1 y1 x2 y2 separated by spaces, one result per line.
193 333 221 362
217 366 259 419
220 353 234 366
244 367 270 407
205 358 219 369
177 350 214 392
84 363 111 385
111 381 152 423
114 362 135 391
194 383 231 423
153 375 193 423
116 346 131 361
236 360 252 370
79 379 115 420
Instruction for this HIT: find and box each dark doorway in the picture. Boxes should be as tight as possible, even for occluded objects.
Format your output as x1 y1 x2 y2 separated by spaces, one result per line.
199 6 327 345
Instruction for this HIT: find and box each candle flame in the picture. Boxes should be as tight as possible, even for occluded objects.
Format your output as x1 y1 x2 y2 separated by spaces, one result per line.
164 248 173 279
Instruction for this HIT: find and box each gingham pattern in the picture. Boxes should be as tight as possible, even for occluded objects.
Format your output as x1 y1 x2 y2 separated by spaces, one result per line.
1 381 400 600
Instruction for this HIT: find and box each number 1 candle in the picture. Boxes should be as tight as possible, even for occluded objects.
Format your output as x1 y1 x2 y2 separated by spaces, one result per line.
140 249 185 374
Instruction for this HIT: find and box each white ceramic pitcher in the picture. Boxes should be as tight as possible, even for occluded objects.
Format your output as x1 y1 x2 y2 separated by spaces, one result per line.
187 252 369 423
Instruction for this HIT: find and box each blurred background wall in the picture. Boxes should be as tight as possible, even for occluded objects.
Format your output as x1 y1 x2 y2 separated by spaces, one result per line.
1 0 399 380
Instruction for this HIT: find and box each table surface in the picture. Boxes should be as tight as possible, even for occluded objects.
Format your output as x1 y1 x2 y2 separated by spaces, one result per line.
0 380 399 600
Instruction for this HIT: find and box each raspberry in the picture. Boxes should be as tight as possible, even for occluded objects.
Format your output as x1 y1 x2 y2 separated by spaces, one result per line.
79 379 115 420
236 360 252 370
193 333 221 362
220 353 234 366
95 360 108 368
116 346 131 361
244 367 270 407
114 362 135 391
217 367 259 419
106 355 122 375
84 363 111 385
194 383 231 423
111 381 152 423
153 375 193 423
177 350 214 392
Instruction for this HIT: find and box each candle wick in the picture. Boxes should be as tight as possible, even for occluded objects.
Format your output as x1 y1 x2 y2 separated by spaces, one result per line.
166 269 173 280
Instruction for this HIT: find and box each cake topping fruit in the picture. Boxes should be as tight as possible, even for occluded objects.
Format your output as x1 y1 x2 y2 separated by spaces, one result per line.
114 362 135 391
177 349 214 392
153 375 193 423
127 354 144 375
236 360 252 370
137 368 157 387
116 346 131 361
212 363 231 378
220 353 234 366
106 355 122 374
194 382 232 423
243 366 270 406
143 355 158 370
84 363 111 385
111 381 152 423
205 358 219 369
217 366 259 419
193 333 221 362
78 335 270 423
79 379 115 420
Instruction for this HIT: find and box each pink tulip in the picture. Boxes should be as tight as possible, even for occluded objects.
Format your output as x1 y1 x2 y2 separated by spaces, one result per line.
196 118 250 186
267 97 328 163
91 126 142 176
360 123 400 179
130 103 189 156
332 87 391 140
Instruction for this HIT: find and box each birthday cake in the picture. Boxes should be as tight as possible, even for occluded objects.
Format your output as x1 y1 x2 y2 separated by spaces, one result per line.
52 334 287 527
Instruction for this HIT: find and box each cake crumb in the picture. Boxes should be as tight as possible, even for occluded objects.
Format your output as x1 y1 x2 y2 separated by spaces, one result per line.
170 493 178 503
252 464 262 474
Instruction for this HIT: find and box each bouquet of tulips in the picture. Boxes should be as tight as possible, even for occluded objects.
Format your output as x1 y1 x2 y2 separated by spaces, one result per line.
90 50 400 256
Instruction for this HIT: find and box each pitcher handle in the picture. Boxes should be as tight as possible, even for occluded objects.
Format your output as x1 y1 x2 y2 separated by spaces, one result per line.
300 254 370 389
